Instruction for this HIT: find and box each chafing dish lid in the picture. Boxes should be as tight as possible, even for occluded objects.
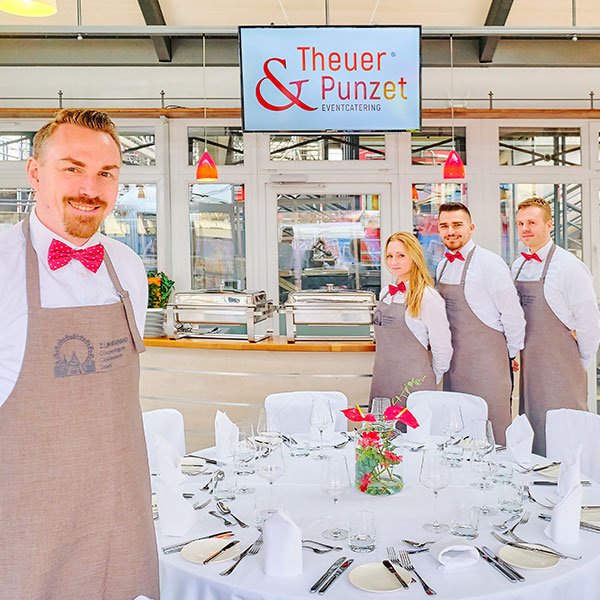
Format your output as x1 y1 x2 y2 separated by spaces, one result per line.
285 289 376 305
171 289 268 307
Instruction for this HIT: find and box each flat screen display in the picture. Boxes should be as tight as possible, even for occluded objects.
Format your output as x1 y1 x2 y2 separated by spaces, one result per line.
239 26 421 133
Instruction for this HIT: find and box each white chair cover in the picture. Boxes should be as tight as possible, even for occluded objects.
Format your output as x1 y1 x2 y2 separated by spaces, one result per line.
546 408 600 483
406 390 488 439
142 408 186 474
264 391 348 435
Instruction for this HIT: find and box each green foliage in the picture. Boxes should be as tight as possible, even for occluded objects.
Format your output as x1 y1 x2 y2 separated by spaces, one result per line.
394 375 427 405
147 270 175 309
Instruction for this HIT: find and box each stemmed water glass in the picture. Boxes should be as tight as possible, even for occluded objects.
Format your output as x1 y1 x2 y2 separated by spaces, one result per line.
419 449 451 533
441 404 465 466
471 419 497 515
310 398 334 460
320 455 351 540
257 444 285 487
233 423 257 495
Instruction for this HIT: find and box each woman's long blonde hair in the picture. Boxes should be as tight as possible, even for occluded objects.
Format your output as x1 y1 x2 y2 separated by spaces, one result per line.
384 232 433 318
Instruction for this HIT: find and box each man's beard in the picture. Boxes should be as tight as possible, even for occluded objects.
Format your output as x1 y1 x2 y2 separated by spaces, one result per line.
62 195 107 240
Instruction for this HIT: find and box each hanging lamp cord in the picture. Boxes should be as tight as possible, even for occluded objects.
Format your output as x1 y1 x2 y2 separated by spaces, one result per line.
450 35 455 151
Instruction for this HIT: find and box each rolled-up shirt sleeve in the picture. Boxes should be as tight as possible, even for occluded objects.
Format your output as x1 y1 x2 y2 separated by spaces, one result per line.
421 289 453 384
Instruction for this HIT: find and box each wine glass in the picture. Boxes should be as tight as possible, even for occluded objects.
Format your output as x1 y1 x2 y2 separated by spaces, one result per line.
257 407 282 446
470 419 497 514
441 404 464 441
233 423 257 495
371 397 391 421
320 455 351 540
310 398 334 460
256 445 285 487
419 449 451 533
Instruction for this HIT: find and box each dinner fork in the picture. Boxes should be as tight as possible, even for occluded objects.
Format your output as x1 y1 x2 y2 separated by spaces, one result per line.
524 486 554 509
491 531 581 560
401 539 436 548
219 535 263 576
397 550 437 596
503 511 529 534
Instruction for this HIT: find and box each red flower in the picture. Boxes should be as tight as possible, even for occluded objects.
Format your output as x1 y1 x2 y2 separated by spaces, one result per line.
383 405 419 429
358 430 382 448
383 450 402 463
359 473 372 492
342 407 376 423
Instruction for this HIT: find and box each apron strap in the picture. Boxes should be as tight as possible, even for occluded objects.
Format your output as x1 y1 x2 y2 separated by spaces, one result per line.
459 247 476 286
437 257 449 284
540 244 556 283
22 214 42 310
103 252 146 354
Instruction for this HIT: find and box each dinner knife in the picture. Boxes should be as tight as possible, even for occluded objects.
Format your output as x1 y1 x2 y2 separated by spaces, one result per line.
203 540 239 564
382 559 408 589
318 558 354 595
501 540 574 560
310 557 346 593
186 454 223 466
538 512 600 532
480 546 525 581
476 548 519 582
533 480 591 486
161 531 233 554
531 462 561 472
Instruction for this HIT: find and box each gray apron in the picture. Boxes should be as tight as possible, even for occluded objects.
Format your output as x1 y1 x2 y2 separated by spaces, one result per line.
369 293 436 410
0 216 159 599
437 248 512 444
514 244 588 456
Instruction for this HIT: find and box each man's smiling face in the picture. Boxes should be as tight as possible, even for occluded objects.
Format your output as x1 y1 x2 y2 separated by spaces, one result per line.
27 123 121 245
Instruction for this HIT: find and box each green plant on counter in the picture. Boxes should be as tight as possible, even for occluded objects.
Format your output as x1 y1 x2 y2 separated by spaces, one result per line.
147 270 175 309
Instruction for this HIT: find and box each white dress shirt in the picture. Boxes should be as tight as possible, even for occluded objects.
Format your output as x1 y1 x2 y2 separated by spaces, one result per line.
380 283 453 384
0 210 148 407
512 239 600 368
436 239 526 359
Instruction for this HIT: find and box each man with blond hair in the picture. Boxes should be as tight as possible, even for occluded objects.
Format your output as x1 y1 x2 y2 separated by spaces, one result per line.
513 197 600 455
0 109 159 599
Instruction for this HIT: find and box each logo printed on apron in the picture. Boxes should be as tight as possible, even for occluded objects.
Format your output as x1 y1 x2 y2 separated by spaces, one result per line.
98 336 131 371
53 333 96 377
373 309 382 326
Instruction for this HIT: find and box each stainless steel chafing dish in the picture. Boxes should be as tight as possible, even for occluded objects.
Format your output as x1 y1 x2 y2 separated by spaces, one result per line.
284 285 376 342
166 287 276 342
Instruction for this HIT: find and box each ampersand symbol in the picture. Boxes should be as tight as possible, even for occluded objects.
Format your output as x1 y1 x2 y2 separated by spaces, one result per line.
255 58 317 112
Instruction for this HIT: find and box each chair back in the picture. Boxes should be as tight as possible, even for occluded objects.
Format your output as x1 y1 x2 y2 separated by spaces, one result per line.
264 391 348 435
546 408 600 483
406 390 488 441
142 409 186 474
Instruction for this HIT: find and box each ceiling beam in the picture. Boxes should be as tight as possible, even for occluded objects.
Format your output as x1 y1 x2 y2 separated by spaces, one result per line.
137 0 171 63
479 0 515 63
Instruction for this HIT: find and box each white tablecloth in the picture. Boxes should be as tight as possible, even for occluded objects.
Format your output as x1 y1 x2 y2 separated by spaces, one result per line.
156 440 600 600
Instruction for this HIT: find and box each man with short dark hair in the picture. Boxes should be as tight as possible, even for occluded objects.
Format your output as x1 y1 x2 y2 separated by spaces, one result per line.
513 197 600 455
0 109 159 599
436 202 526 443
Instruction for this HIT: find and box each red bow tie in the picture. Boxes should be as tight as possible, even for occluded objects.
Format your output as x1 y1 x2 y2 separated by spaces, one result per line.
445 251 465 263
48 238 105 273
389 282 406 296
521 251 542 263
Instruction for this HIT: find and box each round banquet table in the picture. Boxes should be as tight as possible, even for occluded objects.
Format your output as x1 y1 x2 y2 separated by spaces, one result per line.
156 439 600 600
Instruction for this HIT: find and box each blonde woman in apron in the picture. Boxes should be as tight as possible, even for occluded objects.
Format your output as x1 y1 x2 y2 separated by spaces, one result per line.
370 232 452 410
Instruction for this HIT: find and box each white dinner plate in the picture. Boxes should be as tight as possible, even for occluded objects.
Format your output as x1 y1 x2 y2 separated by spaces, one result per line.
250 434 283 448
180 456 207 474
533 463 561 479
498 544 560 569
582 508 600 523
348 562 411 593
180 538 240 565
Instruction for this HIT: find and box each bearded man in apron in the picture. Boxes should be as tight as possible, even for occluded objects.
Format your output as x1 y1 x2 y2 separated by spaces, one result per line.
512 197 600 456
0 110 159 599
436 203 526 445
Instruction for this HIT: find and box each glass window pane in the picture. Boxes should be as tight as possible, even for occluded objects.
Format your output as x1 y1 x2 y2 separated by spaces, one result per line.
412 183 468 275
277 193 380 303
120 131 156 166
411 127 466 166
270 134 385 161
99 184 157 272
0 187 34 231
499 128 581 166
500 183 583 264
0 133 34 161
188 127 244 166
190 183 246 290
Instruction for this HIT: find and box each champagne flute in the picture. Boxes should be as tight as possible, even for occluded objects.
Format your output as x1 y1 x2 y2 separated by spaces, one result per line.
320 455 351 540
419 449 450 533
310 398 334 460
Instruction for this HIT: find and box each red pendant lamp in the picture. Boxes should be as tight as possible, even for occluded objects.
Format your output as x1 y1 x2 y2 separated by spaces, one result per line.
197 35 218 182
443 35 465 180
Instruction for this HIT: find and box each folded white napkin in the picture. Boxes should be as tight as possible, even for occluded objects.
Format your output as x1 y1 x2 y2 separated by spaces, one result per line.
154 476 197 537
215 410 239 460
545 445 583 544
505 414 534 465
263 509 303 576
405 403 432 444
156 435 185 486
429 536 479 571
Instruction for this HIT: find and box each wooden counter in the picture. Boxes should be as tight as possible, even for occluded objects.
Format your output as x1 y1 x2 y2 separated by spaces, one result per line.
143 335 375 352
